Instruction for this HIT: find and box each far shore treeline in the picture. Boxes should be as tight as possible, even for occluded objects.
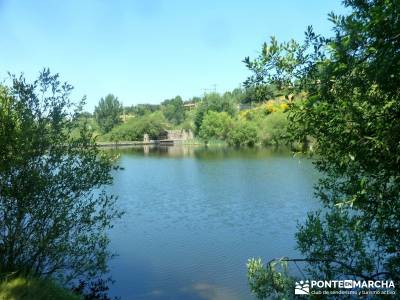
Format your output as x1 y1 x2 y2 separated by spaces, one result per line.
75 86 306 149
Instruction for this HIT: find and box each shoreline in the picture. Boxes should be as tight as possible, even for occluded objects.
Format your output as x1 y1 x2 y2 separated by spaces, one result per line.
97 140 203 148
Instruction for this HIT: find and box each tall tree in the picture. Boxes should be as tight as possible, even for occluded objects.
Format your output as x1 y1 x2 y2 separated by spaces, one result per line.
161 96 185 125
0 70 122 286
94 94 122 133
194 92 237 134
245 0 400 298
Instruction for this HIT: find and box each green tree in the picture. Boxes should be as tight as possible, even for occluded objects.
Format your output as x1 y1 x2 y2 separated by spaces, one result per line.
227 120 258 147
179 109 196 132
194 92 237 134
258 111 289 146
161 96 185 125
240 85 280 104
126 103 160 116
0 70 121 286
199 111 234 142
244 0 400 298
94 94 122 133
105 111 168 142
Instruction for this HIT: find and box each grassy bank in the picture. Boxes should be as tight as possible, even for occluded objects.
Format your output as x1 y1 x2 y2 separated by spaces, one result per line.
0 277 81 300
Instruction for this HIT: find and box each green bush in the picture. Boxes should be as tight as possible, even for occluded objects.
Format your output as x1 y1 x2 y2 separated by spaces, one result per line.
177 109 196 131
199 111 234 142
0 71 121 286
227 120 258 147
103 111 168 142
257 111 289 146
161 96 185 125
70 116 100 139
0 277 82 300
194 92 237 133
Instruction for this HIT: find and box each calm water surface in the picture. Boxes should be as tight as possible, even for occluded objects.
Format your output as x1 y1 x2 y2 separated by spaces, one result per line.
106 146 320 300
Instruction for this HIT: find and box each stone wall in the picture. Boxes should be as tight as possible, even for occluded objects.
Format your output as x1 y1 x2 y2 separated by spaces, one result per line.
166 129 194 140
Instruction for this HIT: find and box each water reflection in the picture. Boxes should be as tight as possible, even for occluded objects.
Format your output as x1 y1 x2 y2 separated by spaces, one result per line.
106 144 296 160
132 282 240 300
106 145 319 299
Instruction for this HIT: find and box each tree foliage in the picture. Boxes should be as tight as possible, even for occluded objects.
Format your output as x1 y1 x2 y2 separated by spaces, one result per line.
199 111 233 142
0 70 121 285
194 92 237 134
244 0 400 297
258 111 289 146
124 103 160 116
247 258 294 299
105 111 168 142
227 120 258 147
94 94 122 133
161 96 185 125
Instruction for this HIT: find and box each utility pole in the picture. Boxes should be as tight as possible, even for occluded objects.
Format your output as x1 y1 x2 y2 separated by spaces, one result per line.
202 84 217 97
202 88 210 97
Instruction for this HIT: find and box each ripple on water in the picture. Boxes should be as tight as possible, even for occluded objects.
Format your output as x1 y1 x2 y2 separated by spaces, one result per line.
107 146 319 299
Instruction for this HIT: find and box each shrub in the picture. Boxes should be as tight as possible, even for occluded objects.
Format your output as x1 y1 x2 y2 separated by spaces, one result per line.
194 92 237 133
0 70 121 286
258 111 289 146
104 111 168 141
227 120 258 147
0 277 82 300
178 109 196 132
199 111 234 142
161 96 185 125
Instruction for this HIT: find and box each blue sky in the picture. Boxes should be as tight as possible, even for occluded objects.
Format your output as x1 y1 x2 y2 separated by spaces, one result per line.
0 0 345 112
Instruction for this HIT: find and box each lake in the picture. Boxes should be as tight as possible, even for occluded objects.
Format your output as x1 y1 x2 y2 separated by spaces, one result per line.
106 145 320 300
